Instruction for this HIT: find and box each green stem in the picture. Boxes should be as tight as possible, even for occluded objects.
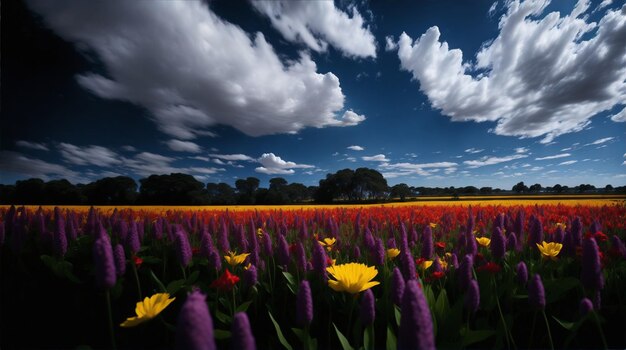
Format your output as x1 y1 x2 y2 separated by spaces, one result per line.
105 290 117 350
541 311 554 350
132 260 143 299
493 277 514 349
180 264 187 280
592 311 608 349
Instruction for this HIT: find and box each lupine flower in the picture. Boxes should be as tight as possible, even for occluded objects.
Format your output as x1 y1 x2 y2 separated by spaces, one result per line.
176 290 216 350
200 231 213 259
261 232 273 258
53 210 67 257
593 290 601 309
610 235 626 258
465 279 480 314
93 234 116 289
312 242 328 278
536 241 563 260
528 274 546 310
506 232 518 252
571 217 583 247
387 248 401 260
458 255 473 291
243 264 258 289
360 289 375 326
175 229 192 267
318 237 336 251
277 235 290 267
120 293 176 327
372 238 385 266
326 263 380 294
294 242 307 272
208 246 222 271
398 280 435 350
581 238 604 290
491 227 506 259
391 267 405 306
210 269 239 292
516 261 528 286
224 251 250 267
127 221 141 255
529 217 544 248
554 224 565 243
296 280 313 327
231 312 256 350
476 237 491 247
113 244 126 277
466 229 478 256
579 297 593 316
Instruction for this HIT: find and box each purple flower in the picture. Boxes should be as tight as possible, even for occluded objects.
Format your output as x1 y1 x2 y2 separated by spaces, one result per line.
294 242 307 272
610 235 626 258
261 232 273 258
593 290 601 309
391 267 405 306
400 250 416 281
175 229 192 268
494 213 504 231
208 246 222 272
581 238 604 290
553 225 564 244
516 261 528 286
579 298 593 316
243 265 258 289
491 227 506 259
93 235 116 289
113 243 127 277
231 312 256 350
465 279 480 314
360 289 375 326
421 225 433 259
432 257 443 273
398 280 435 350
465 229 477 257
529 217 543 248
176 290 216 350
372 238 385 266
312 240 328 278
514 210 524 248
53 208 67 257
296 280 313 327
449 253 459 270
218 220 230 252
571 217 583 247
506 231 518 252
277 235 290 267
458 255 474 291
363 227 375 252
126 221 141 255
200 231 213 259
528 274 546 310
352 245 361 260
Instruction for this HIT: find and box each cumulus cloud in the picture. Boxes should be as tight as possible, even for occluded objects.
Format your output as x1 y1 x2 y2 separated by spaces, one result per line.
463 153 528 168
165 140 202 153
250 1 376 58
535 153 571 160
347 145 364 151
559 160 578 165
362 154 390 162
16 140 49 151
59 142 122 167
0 151 84 183
379 161 457 178
255 153 314 175
464 148 484 154
28 1 364 139
609 107 626 122
397 1 626 143
385 35 397 51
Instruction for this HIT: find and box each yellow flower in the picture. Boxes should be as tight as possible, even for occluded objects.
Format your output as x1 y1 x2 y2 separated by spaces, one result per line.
386 248 401 260
429 223 438 228
120 293 175 327
536 241 563 260
556 223 567 230
476 237 491 247
326 263 380 294
330 258 337 265
256 228 264 237
224 251 250 267
318 237 336 251
440 259 448 270
243 263 252 270
419 260 433 270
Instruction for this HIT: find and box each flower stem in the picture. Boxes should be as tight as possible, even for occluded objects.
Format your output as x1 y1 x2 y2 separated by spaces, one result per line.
541 310 554 350
493 277 514 349
105 290 117 350
132 261 143 299
592 311 608 349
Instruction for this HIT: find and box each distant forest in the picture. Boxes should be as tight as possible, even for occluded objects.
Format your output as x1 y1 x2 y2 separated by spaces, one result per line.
0 167 624 205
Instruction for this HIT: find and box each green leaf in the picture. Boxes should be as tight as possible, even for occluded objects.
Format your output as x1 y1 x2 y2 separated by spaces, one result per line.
394 306 401 327
333 323 354 350
140 256 162 264
460 329 496 347
58 261 81 283
282 272 297 295
544 277 580 303
268 311 293 350
214 310 232 324
512 294 528 299
148 269 167 293
214 329 232 339
186 270 200 285
434 289 450 325
236 300 253 313
166 279 186 295
363 326 373 350
424 284 436 309
291 328 305 342
552 315 575 330
385 326 397 350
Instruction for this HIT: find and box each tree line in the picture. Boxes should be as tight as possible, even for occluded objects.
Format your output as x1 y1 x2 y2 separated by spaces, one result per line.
0 169 623 205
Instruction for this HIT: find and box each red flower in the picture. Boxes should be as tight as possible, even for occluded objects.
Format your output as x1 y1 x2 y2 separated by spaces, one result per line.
192 247 200 256
431 271 445 280
477 262 501 274
595 232 608 242
415 257 426 266
133 255 143 268
435 241 446 249
210 269 240 292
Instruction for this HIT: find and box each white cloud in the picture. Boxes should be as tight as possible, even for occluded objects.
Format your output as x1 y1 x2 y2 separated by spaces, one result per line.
488 2 499 17
212 159 226 165
559 160 578 165
29 1 364 139
165 139 202 153
515 147 529 154
0 151 84 183
250 1 376 58
385 35 397 51
585 137 615 146
209 154 255 162
530 166 544 171
345 157 357 162
463 154 528 168
379 161 458 177
121 145 137 152
396 2 626 143
609 107 626 122
464 148 484 154
535 153 571 160
190 156 210 162
16 140 49 151
58 143 122 167
347 145 364 151
362 154 390 162
255 153 314 175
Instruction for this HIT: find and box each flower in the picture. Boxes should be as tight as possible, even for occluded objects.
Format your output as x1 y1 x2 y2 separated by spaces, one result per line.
175 290 216 350
416 258 433 270
398 280 435 350
431 271 445 280
536 241 563 260
210 269 240 292
318 237 336 251
477 262 501 274
528 274 546 310
256 228 263 237
435 241 446 250
133 255 144 268
387 248 401 260
429 223 438 229
556 222 567 230
231 312 256 350
360 289 376 326
326 263 380 294
465 279 480 314
296 280 313 327
120 293 176 327
476 237 491 247
224 251 250 267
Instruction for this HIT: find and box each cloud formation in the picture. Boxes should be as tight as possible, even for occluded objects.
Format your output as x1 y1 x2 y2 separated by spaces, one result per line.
610 107 626 122
209 154 255 162
379 161 458 178
16 140 49 151
59 143 122 167
166 140 202 153
396 1 626 143
464 148 484 154
28 1 364 139
362 154 389 162
255 153 314 175
251 1 376 58
463 154 528 168
535 153 571 160
347 145 364 151
0 151 83 183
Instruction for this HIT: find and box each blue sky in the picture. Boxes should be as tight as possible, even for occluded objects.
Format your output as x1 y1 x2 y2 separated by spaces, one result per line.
2 0 625 189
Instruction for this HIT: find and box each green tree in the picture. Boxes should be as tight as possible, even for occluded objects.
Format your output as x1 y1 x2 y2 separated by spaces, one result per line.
512 181 528 194
390 183 412 201
83 176 138 204
139 173 205 204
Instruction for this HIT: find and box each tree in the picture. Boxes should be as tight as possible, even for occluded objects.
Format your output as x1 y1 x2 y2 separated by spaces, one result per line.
206 182 236 205
235 177 260 204
528 183 542 193
83 176 138 204
512 181 528 194
605 184 614 192
479 187 493 194
0 184 16 204
14 178 45 204
553 184 563 193
139 173 205 204
353 168 388 200
43 179 83 204
390 183 412 201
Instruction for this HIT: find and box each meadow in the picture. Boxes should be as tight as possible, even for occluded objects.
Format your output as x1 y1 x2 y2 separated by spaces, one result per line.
1 200 625 349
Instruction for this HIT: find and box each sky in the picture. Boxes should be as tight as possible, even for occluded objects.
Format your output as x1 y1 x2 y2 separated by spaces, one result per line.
2 0 625 189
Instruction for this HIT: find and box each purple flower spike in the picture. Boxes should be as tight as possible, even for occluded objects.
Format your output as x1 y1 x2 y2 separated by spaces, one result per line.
400 251 416 281
208 246 222 272
353 245 361 260
571 217 583 247
528 274 546 310
176 290 216 350
372 238 385 266
277 235 290 267
175 229 192 268
579 298 593 316
93 235 116 289
610 235 626 258
360 289 376 326
581 238 604 290
506 231 518 252
294 242 307 272
200 231 213 259
421 225 433 259
516 261 528 286
458 255 474 291
391 267 405 306
529 217 543 248
231 312 256 350
491 227 506 259
243 265 258 289
113 243 127 277
312 240 328 278
398 280 435 350
296 280 313 327
465 279 480 314
126 222 141 255
53 209 67 257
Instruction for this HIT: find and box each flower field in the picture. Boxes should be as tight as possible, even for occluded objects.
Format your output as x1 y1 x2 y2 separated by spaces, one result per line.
1 203 626 349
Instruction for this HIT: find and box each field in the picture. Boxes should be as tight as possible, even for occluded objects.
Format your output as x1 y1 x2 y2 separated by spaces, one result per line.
1 200 626 349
